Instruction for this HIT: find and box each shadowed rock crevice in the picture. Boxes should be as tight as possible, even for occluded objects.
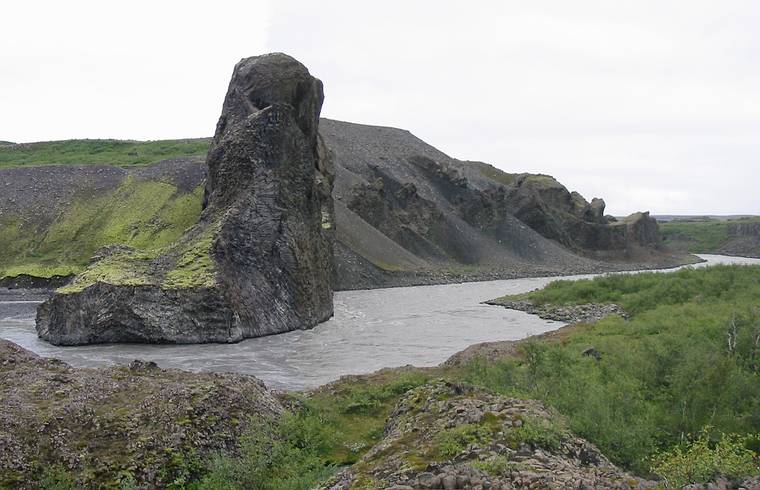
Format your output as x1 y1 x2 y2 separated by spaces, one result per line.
36 53 334 345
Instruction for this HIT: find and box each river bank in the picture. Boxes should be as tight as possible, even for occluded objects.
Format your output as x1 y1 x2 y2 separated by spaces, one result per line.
0 254 753 391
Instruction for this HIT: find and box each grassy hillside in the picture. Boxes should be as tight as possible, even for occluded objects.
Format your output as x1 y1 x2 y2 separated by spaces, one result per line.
661 217 760 253
0 138 210 168
0 177 204 279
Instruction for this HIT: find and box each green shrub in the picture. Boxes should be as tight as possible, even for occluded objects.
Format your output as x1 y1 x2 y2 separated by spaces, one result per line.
472 456 525 475
341 374 428 416
510 415 567 451
434 423 494 458
467 266 760 474
650 428 759 487
198 412 334 490
38 466 77 490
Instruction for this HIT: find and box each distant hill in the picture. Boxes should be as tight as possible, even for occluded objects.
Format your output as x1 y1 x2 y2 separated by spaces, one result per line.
0 138 210 169
0 141 14 146
661 216 760 258
654 214 757 222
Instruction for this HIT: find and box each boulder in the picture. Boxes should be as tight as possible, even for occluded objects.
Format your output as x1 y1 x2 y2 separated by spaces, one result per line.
36 53 334 345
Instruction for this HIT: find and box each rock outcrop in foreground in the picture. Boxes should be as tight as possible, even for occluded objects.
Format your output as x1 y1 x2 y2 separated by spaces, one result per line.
36 53 334 344
324 381 656 490
0 339 282 488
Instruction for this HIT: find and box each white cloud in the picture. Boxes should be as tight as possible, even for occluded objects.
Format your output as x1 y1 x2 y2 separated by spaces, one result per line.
1 0 758 214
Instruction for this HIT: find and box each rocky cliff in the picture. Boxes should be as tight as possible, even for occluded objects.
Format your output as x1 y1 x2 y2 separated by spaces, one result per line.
36 53 334 345
718 221 760 258
323 120 671 288
0 60 689 302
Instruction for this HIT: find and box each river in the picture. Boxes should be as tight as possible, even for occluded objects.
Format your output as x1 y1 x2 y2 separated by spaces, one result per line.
1 254 758 391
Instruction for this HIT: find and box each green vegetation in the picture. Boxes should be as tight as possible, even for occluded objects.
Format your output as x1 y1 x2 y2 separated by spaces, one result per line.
650 429 759 487
478 265 760 477
189 372 431 489
434 423 495 458
198 413 335 490
510 414 568 451
0 178 204 280
57 221 220 293
0 138 210 169
661 217 760 253
161 225 219 289
472 456 525 476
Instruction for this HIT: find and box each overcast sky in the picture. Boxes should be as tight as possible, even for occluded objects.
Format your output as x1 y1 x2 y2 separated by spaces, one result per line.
2 1 759 215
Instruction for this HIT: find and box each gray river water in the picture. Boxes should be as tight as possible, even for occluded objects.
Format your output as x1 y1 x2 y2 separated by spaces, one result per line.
1 254 758 391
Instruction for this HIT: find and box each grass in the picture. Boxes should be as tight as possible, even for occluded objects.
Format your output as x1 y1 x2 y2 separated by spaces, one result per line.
474 265 760 476
0 138 210 169
0 178 204 280
493 264 760 315
661 217 760 253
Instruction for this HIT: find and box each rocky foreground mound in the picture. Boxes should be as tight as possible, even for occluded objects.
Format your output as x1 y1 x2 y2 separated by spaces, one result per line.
324 380 655 490
35 53 334 345
0 339 282 488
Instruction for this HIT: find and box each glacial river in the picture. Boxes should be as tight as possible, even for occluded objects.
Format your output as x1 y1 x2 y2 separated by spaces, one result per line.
1 254 758 391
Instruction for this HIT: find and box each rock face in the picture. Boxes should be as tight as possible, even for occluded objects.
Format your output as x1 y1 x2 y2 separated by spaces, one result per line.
3 101 687 295
0 339 283 488
498 171 662 253
36 53 334 345
717 220 760 258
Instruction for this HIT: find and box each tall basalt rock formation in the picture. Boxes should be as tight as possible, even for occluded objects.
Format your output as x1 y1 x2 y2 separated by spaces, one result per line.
36 53 334 345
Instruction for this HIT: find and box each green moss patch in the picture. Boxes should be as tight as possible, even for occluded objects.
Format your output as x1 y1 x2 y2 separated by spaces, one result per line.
0 178 204 281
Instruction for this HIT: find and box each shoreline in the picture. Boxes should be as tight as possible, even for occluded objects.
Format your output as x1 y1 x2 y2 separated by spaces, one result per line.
0 251 701 294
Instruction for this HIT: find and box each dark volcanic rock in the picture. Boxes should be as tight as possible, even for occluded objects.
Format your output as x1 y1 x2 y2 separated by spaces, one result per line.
502 172 662 253
0 274 72 290
36 53 334 345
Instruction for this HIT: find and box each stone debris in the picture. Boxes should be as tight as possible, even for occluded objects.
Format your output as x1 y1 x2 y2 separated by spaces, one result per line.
323 380 657 490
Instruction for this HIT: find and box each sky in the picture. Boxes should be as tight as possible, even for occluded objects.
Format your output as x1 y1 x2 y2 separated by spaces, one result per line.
1 1 759 215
